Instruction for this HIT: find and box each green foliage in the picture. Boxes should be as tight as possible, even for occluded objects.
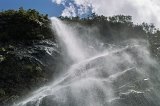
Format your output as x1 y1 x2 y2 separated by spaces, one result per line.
0 89 5 96
59 14 148 41
0 55 5 63
0 8 53 42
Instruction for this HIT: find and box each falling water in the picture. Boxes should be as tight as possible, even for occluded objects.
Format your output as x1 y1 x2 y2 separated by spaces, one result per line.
51 17 86 62
14 18 160 106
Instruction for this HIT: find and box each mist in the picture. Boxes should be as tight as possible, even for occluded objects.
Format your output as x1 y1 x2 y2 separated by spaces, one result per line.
13 17 160 106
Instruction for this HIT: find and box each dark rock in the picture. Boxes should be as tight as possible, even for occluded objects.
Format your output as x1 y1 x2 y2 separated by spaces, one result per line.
0 39 62 106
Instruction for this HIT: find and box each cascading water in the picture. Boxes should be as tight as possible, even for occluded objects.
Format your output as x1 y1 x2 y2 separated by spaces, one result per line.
51 17 86 62
14 18 160 106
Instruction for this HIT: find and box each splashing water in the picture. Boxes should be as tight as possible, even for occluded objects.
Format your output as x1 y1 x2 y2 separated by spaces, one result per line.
51 17 86 62
14 18 160 106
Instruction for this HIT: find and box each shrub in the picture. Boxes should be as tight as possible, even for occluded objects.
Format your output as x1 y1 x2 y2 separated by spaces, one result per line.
0 8 53 42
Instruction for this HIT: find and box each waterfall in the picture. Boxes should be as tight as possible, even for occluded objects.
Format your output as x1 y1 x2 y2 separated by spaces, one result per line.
14 18 160 106
51 17 86 62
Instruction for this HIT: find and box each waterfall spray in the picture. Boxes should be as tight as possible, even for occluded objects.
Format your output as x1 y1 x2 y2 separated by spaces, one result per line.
14 18 160 106
51 17 86 62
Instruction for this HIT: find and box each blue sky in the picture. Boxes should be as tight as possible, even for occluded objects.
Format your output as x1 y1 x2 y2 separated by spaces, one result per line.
0 0 64 17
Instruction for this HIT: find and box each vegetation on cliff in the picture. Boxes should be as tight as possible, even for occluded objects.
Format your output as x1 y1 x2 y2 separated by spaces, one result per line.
59 14 160 60
0 7 53 42
0 8 160 105
0 8 60 106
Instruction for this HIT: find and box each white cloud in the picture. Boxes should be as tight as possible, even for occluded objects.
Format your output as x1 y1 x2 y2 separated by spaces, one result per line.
61 3 77 17
52 0 65 4
74 0 92 15
91 0 160 27
53 0 160 27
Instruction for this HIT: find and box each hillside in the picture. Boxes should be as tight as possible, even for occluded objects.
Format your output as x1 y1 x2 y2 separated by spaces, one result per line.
0 8 61 106
0 9 160 105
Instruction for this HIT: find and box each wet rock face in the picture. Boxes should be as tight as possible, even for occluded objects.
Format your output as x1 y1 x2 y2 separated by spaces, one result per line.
0 40 62 106
111 90 160 106
14 43 160 106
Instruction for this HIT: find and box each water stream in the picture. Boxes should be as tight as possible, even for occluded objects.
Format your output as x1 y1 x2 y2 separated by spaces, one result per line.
14 18 160 106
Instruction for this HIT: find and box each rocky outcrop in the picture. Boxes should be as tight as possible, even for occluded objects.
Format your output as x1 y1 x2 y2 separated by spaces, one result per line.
0 40 62 106
0 8 63 105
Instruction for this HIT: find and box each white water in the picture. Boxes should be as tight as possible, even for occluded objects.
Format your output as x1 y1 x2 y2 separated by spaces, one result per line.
14 18 160 106
51 17 86 62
